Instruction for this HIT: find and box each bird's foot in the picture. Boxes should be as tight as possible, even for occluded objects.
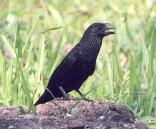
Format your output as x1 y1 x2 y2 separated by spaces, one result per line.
64 95 70 101
63 95 76 101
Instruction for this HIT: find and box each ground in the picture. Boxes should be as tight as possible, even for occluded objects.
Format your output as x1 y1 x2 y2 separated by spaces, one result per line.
0 99 147 129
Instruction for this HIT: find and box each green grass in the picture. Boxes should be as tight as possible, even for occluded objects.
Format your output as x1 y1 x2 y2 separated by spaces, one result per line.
0 0 156 128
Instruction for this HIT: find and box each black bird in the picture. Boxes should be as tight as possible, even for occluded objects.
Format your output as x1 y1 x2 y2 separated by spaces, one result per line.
35 23 115 106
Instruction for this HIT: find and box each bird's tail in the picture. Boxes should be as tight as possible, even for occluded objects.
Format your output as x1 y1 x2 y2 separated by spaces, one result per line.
34 90 54 106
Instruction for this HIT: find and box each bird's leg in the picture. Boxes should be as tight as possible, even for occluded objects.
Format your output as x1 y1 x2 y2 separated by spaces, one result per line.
75 89 92 101
76 89 84 97
59 86 70 100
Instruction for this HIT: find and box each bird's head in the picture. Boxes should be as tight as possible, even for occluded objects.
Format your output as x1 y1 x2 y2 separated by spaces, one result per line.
86 23 115 38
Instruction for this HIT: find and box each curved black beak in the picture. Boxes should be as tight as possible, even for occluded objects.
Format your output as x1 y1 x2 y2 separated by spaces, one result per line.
103 23 115 36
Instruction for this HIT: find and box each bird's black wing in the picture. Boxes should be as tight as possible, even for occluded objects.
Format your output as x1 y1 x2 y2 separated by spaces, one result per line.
50 48 79 82
34 49 79 105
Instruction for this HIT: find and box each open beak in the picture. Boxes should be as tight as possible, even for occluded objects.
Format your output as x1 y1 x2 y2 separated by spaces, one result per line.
103 23 115 36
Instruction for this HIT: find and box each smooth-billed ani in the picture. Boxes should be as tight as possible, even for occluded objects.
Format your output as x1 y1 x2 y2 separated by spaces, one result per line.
35 23 115 106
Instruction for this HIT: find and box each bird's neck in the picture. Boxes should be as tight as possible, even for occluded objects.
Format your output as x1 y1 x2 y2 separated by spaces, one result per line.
79 36 103 59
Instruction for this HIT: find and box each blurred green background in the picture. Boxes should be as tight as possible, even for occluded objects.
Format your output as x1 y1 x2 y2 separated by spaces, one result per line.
0 0 156 128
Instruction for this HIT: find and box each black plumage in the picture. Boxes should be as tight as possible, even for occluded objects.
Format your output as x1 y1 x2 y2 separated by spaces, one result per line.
35 23 115 106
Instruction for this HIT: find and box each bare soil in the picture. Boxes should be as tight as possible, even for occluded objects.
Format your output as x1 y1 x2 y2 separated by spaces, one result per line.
0 99 147 129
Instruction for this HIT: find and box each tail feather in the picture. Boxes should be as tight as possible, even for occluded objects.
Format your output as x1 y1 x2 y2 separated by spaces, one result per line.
34 90 54 106
34 87 64 106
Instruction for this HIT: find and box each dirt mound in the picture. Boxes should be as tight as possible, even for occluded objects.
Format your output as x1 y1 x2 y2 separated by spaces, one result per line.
0 99 147 129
